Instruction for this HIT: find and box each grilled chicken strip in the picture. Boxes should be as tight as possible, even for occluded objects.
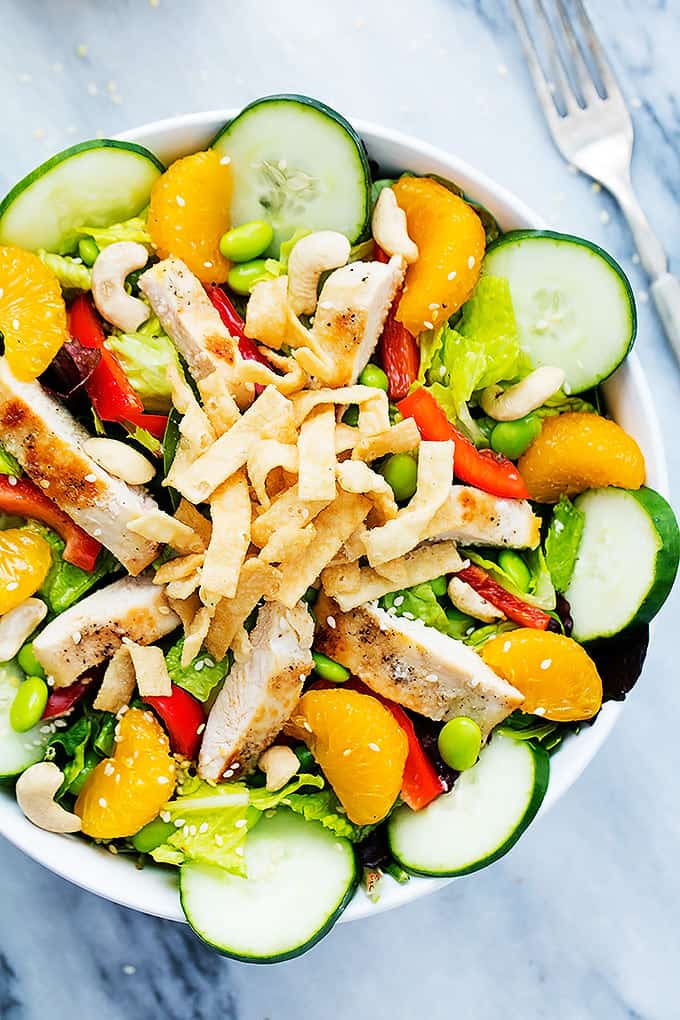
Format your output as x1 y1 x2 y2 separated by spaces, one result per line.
198 601 314 781
33 576 179 687
0 358 160 574
296 258 403 387
138 256 253 408
315 600 523 739
424 485 540 549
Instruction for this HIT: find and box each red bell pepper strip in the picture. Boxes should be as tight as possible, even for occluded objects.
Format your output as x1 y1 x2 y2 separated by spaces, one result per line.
0 475 101 570
42 679 90 719
457 564 552 630
145 684 206 761
121 410 169 440
374 245 419 400
205 284 272 367
398 387 529 499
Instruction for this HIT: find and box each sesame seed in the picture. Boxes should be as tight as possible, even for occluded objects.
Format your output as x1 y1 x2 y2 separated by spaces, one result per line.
393 595 404 607
540 658 552 670
103 762 115 776
84 473 97 483
12 318 20 330
447 270 457 280
219 155 231 165
467 255 476 269
303 721 312 733
175 195 186 207
423 320 433 330
71 631 82 645
195 660 204 672
174 818 185 827
203 261 213 268
196 723 205 735
215 834 224 846
235 846 244 857
402 611 415 620
534 707 546 716
326 616 336 629
368 742 380 752
199 822 209 834
343 748 352 756
40 479 50 489
93 528 102 537
503 640 512 653
158 605 171 615
160 811 171 823
107 843 118 854
6 581 19 592
439 364 447 378
232 762 240 770
425 673 438 682
8 476 17 486
157 775 170 784
182 825 190 837
98 798 107 808
223 769 234 778
234 818 247 828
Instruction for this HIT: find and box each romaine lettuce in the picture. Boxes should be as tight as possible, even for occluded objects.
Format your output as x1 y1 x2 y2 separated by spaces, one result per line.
0 444 21 478
280 788 373 842
545 495 585 593
26 523 118 614
165 637 230 702
78 214 151 249
38 250 91 291
107 321 179 413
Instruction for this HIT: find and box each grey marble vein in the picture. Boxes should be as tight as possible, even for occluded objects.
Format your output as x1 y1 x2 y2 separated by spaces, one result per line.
0 1 679 1017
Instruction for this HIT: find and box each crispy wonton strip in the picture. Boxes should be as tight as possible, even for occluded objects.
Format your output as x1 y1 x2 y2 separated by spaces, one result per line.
335 423 360 454
93 645 136 713
174 499 212 546
276 492 371 609
122 638 171 697
198 369 241 437
181 606 212 667
362 441 454 566
205 559 282 660
358 390 390 436
258 521 316 564
247 441 299 508
166 570 202 601
172 386 295 504
352 417 421 462
251 484 332 548
127 509 204 554
239 354 308 396
200 469 251 606
297 406 336 502
154 552 205 586
168 593 201 635
337 460 397 522
290 385 389 426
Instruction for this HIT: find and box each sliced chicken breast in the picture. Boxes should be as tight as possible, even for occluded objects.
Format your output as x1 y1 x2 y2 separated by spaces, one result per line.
198 601 314 781
33 576 179 687
138 257 253 408
299 258 403 387
0 359 160 574
315 600 523 739
425 485 540 549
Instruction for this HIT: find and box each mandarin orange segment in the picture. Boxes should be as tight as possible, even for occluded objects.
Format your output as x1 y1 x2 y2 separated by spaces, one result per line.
0 246 67 380
147 150 232 283
286 688 408 826
481 628 602 722
0 529 52 614
75 707 176 839
518 412 645 504
392 176 485 336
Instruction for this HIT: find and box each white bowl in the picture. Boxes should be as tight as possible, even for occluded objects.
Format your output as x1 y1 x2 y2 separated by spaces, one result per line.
0 110 669 926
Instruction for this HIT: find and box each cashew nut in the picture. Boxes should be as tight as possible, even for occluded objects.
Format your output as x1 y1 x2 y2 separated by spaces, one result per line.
91 241 150 332
372 187 418 264
287 231 351 316
83 437 156 485
15 762 82 834
448 576 505 623
480 366 565 422
0 597 47 663
258 744 300 791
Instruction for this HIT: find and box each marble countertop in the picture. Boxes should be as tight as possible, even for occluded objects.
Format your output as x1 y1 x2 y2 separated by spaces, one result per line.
1 1 679 1017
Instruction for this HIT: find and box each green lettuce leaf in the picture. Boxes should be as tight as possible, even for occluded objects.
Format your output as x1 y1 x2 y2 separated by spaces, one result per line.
165 638 231 702
545 495 585 593
78 214 151 249
465 620 517 649
107 323 179 413
38 250 91 291
463 548 556 611
534 391 596 419
0 444 21 478
48 715 91 793
381 582 460 638
26 523 118 614
281 788 373 842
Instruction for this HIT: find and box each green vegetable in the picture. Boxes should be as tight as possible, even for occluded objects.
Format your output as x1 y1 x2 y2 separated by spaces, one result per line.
545 495 585 593
281 787 374 842
162 408 182 511
227 259 272 295
77 237 100 266
497 550 531 593
312 651 349 684
27 523 118 614
533 390 597 419
490 415 541 459
358 364 389 392
371 178 396 206
67 749 98 796
17 642 44 678
379 452 418 502
220 220 273 262
107 321 179 413
444 605 476 639
463 548 556 611
10 676 48 733
48 714 92 793
165 637 230 702
132 816 176 853
294 745 316 772
37 250 91 291
0 444 21 478
342 405 359 427
123 423 162 458
430 575 448 597
93 713 116 757
437 716 482 771
465 620 517 649
382 582 459 638
498 710 558 745
78 213 151 249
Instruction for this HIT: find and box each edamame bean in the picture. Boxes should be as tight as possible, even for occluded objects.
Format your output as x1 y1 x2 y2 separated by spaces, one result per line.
430 575 448 597
490 415 541 460
9 675 48 733
358 363 389 392
131 816 176 854
437 716 482 771
68 749 99 796
219 220 274 263
342 405 360 427
227 259 271 295
17 641 45 678
497 549 531 592
78 237 100 267
380 452 418 503
312 651 350 684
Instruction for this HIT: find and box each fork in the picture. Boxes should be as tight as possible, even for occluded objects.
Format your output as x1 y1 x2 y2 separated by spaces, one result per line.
511 0 680 363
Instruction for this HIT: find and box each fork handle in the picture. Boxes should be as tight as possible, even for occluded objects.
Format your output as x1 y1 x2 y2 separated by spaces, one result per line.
651 274 680 365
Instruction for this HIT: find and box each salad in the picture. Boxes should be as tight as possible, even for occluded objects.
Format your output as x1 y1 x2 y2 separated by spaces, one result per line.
0 94 677 963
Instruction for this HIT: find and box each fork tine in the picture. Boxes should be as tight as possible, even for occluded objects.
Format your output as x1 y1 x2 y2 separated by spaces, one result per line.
533 0 580 115
509 0 562 130
571 0 621 99
554 0 600 104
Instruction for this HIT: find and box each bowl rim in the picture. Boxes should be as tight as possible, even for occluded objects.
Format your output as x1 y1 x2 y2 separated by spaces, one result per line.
0 109 669 926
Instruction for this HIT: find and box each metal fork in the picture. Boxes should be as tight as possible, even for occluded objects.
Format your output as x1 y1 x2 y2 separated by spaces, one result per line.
511 0 680 363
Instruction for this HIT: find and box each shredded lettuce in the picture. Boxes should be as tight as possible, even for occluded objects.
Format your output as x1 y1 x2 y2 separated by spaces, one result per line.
78 214 151 249
545 496 585 593
26 523 118 614
107 321 179 413
165 638 230 702
0 444 21 478
38 250 91 291
280 788 373 842
152 773 324 874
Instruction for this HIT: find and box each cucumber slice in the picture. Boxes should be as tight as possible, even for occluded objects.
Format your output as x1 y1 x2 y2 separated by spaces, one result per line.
387 733 549 877
565 487 680 642
0 140 164 255
483 230 636 393
180 808 358 962
212 94 371 256
0 660 50 780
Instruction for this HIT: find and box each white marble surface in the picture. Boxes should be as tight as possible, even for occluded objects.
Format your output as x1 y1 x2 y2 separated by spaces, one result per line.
1 1 679 1017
